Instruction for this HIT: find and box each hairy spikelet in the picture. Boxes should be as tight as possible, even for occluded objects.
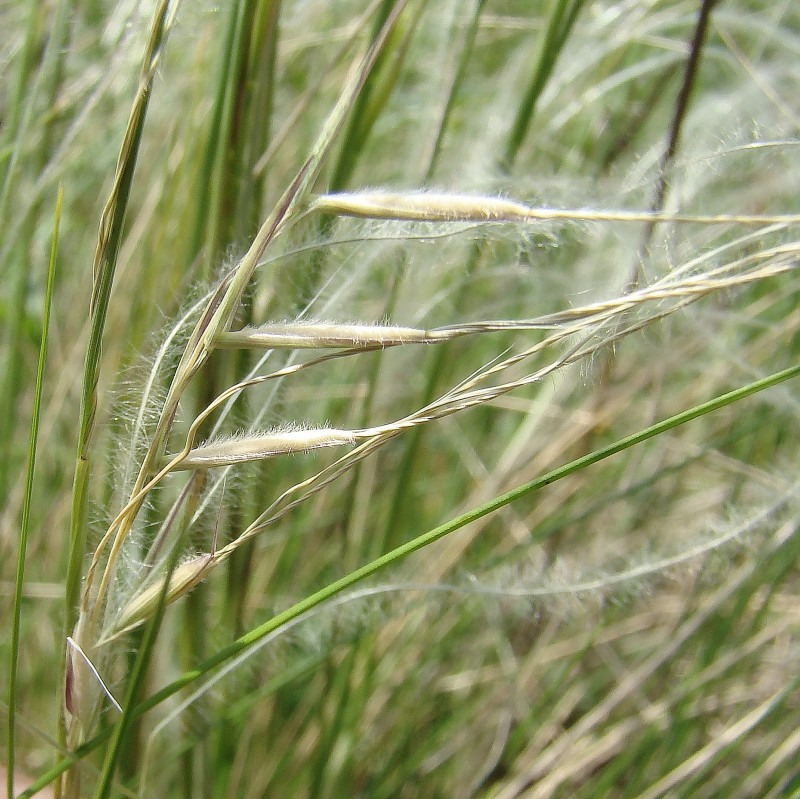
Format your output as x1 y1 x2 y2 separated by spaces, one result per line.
6 3 791 797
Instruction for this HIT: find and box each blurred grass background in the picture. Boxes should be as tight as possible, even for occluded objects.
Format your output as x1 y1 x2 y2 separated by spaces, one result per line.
1 0 799 796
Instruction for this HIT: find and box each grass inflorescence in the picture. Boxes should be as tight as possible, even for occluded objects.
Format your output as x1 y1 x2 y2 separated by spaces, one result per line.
2 1 799 797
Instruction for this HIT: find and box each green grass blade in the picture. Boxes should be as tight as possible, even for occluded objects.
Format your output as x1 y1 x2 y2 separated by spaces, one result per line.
186 0 246 272
329 0 424 190
501 0 586 170
91 554 177 799
6 185 61 799
0 0 70 524
423 0 486 183
59 3 178 792
63 0 177 639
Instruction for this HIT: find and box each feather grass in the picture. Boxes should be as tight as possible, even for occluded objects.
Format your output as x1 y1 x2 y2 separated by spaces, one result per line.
3 0 800 796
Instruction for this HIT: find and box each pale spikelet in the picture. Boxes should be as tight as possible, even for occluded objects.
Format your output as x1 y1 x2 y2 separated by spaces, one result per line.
215 322 447 349
106 554 215 641
169 426 359 470
310 190 800 226
311 191 537 222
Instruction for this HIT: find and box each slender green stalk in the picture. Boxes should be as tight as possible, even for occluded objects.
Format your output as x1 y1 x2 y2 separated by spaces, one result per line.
422 0 486 182
7 186 61 799
501 0 586 171
0 0 70 525
186 0 247 272
64 0 177 627
60 4 178 794
91 552 178 799
328 0 424 191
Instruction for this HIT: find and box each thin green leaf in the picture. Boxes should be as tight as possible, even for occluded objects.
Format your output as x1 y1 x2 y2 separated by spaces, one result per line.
6 185 61 799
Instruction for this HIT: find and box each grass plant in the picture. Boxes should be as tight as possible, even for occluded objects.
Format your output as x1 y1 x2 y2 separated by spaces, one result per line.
2 0 799 797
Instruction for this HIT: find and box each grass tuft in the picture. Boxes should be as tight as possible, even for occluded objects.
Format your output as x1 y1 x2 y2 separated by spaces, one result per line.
2 1 799 797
